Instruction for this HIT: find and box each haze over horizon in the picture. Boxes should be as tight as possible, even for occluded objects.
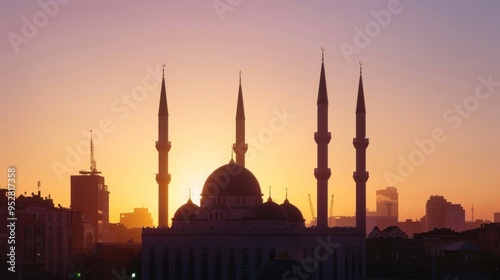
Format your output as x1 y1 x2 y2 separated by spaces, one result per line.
1 1 499 226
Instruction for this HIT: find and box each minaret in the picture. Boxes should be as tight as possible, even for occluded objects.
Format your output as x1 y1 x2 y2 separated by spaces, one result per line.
314 48 331 229
156 64 171 228
353 61 369 232
233 71 248 167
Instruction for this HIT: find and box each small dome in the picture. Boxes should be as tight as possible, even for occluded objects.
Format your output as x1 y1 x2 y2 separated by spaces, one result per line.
253 199 288 221
172 199 199 222
280 200 304 222
202 163 262 197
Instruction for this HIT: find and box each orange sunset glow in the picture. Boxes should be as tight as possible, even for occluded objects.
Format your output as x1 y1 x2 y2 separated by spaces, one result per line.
2 1 500 228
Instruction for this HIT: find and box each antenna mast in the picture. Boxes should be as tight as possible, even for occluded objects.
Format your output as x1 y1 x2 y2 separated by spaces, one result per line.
90 130 97 173
80 130 101 175
308 194 316 226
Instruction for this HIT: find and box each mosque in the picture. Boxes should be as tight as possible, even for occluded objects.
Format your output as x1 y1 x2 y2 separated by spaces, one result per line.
142 51 369 280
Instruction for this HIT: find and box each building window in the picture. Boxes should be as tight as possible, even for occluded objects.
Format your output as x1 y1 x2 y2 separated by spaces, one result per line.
255 250 262 271
149 251 156 280
393 252 399 261
270 248 276 260
242 252 249 280
242 197 246 204
214 252 222 279
237 197 240 204
410 252 416 260
228 252 236 280
175 251 182 280
375 253 381 260
162 251 169 280
188 251 195 280
201 252 208 280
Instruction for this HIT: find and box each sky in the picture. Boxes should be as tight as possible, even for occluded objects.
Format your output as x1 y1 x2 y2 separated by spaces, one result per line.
1 0 500 225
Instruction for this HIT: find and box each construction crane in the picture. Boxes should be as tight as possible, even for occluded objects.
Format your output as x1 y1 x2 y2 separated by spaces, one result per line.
308 194 316 226
329 194 334 227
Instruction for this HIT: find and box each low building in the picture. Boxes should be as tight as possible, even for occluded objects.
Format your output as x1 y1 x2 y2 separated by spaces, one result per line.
0 189 84 280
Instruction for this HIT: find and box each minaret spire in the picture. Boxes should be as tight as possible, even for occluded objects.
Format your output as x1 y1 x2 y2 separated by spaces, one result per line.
353 60 369 233
233 70 248 167
156 63 171 227
314 47 332 229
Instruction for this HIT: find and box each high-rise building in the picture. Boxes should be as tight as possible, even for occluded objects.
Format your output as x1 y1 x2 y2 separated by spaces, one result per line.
376 186 398 219
120 207 154 228
70 132 110 243
425 195 465 232
494 212 500 223
71 174 109 243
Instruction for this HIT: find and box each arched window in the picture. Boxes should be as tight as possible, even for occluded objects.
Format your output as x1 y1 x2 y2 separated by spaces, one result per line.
352 247 356 278
318 248 323 280
85 232 93 249
255 250 262 271
269 247 276 260
188 251 195 280
344 250 349 279
148 251 156 280
162 250 169 280
358 246 363 278
201 251 208 280
175 251 182 280
215 252 222 279
242 252 249 280
228 252 236 280
333 249 338 280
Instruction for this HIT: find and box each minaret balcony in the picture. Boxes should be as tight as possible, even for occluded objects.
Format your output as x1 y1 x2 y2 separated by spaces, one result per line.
352 137 369 149
353 171 369 182
314 168 331 180
314 132 331 144
156 173 171 184
156 140 172 151
232 143 248 153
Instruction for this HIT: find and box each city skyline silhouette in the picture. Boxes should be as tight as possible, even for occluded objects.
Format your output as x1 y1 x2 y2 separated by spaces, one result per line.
1 1 499 227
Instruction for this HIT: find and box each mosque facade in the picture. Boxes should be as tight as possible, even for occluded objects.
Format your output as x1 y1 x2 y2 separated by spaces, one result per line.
142 53 369 280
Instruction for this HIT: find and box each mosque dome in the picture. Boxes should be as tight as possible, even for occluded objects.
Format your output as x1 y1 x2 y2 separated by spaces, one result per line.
201 163 262 197
280 199 304 223
253 198 288 221
172 199 199 222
